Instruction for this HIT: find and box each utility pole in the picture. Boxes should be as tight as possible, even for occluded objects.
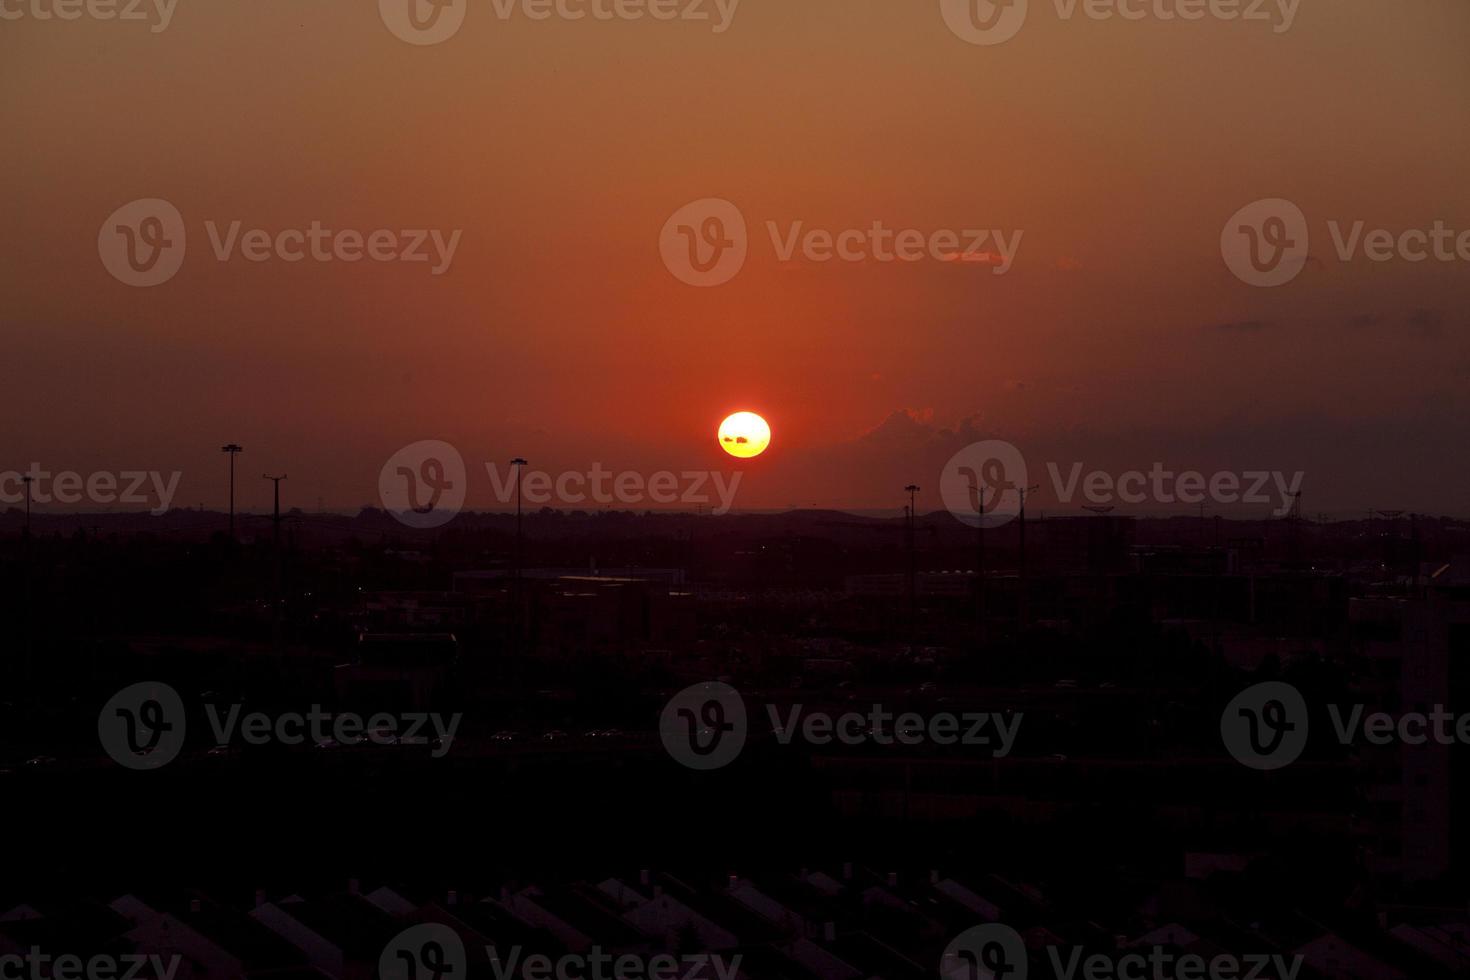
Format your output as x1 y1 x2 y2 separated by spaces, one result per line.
969 480 990 647
264 475 286 544
1017 484 1040 627
221 444 243 539
20 475 32 537
1286 490 1303 565
511 457 528 649
264 474 286 646
1084 505 1115 633
20 475 33 679
905 485 921 642
511 458 528 584
1411 513 1423 596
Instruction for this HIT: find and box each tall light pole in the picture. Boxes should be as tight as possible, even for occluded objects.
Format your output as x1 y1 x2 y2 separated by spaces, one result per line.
264 474 286 645
263 474 286 549
221 444 243 538
511 457 528 652
20 474 33 675
968 479 988 647
905 484 920 641
511 458 528 583
1017 483 1040 627
20 475 32 537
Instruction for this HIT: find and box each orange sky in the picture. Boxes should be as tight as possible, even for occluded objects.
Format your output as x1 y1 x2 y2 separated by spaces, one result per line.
2 0 1468 515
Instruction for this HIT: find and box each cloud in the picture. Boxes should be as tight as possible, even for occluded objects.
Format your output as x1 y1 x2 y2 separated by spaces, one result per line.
1206 319 1273 333
938 251 1005 266
855 408 937 447
1406 308 1445 336
845 409 999 453
1348 309 1455 337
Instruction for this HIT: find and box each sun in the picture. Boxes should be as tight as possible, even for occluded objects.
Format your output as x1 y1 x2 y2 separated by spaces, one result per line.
718 411 771 459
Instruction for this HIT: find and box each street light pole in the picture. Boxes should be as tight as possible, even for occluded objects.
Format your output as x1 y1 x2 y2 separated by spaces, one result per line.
221 444 243 538
20 474 33 678
969 480 988 647
263 474 286 549
511 457 528 653
1017 483 1040 627
264 474 286 645
20 475 32 537
511 457 528 585
905 484 920 644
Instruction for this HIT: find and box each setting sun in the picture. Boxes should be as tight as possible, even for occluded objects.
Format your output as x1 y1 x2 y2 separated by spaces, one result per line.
718 411 771 459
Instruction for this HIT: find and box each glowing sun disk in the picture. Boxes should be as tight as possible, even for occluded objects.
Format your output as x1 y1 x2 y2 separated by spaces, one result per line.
718 411 771 459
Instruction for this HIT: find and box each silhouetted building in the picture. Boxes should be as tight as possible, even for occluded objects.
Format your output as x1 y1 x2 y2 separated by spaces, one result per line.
334 632 458 710
1351 557 1470 883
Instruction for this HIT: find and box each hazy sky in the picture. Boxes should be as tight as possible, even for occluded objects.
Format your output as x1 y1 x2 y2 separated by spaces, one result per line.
3 0 1468 516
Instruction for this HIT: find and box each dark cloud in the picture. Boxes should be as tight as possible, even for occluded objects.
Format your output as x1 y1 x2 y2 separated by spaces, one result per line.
1406 308 1445 337
1206 319 1273 333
